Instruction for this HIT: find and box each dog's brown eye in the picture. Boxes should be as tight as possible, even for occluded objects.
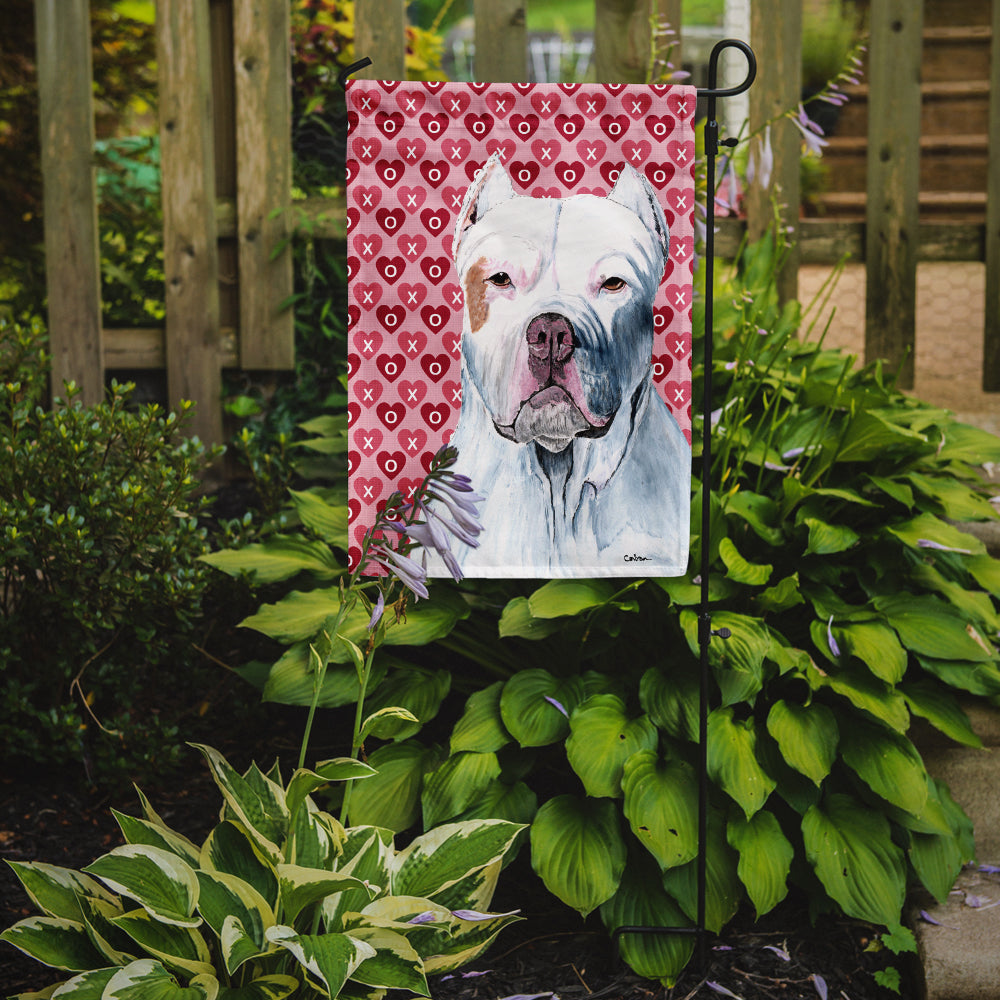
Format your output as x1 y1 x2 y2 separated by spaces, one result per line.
601 277 627 292
487 272 512 288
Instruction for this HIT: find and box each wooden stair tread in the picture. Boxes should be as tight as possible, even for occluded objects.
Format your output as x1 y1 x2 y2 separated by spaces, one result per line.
824 134 989 154
922 25 992 42
819 191 987 207
844 79 992 102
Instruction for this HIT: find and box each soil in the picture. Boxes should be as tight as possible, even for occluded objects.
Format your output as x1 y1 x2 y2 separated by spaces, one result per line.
0 742 913 1000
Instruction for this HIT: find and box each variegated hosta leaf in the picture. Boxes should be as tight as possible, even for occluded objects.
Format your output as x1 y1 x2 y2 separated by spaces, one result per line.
621 751 699 871
499 669 585 747
112 810 202 868
565 695 658 799
421 907 523 975
190 745 287 863
323 829 393 931
727 810 793 918
0 916 107 972
661 810 742 934
288 802 344 870
214 974 299 1000
421 751 502 829
529 795 626 917
599 853 694 987
195 871 274 974
110 908 214 978
5 861 118 922
200 822 278 910
285 760 376 823
450 681 511 754
46 966 118 997
77 894 135 966
802 793 906 927
452 779 538 828
707 707 776 818
265 926 375 998
102 958 218 999
345 926 429 995
765 700 838 786
391 820 524 901
422 859 501 916
83 846 200 928
276 864 375 925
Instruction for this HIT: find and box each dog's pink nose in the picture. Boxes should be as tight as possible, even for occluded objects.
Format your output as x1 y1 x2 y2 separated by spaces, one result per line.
526 313 575 365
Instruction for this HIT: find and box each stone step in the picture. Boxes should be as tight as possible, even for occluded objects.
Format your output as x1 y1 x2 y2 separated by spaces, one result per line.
833 80 992 139
811 189 987 222
821 134 989 193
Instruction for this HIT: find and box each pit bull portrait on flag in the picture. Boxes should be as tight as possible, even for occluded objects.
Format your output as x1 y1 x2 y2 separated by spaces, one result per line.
347 80 696 579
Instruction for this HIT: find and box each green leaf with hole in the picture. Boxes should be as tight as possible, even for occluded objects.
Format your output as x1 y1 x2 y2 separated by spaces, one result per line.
566 695 658 798
727 811 793 918
707 708 775 818
530 795 626 917
802 793 906 926
621 751 699 871
765 700 838 786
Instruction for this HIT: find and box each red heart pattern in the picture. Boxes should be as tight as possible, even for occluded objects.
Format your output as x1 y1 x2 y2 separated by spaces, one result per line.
346 80 696 542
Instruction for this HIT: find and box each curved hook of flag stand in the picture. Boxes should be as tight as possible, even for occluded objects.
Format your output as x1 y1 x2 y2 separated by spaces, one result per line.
339 39 758 977
612 39 756 974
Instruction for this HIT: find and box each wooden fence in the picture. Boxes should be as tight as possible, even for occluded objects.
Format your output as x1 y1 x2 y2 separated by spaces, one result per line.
33 0 1000 445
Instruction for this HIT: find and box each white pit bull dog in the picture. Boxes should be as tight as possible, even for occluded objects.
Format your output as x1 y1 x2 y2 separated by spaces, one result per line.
437 153 690 577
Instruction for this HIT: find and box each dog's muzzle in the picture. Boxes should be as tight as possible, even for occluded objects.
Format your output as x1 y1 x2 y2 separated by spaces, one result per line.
493 312 612 453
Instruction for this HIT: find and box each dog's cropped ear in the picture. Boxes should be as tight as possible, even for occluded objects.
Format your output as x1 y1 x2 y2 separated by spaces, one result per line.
608 164 670 263
453 153 515 260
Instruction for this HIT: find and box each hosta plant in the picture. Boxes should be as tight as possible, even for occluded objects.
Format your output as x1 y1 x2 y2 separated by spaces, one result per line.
1 744 523 999
342 234 1000 984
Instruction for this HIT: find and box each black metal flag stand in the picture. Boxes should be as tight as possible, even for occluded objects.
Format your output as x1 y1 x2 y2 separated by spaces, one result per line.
340 37 758 975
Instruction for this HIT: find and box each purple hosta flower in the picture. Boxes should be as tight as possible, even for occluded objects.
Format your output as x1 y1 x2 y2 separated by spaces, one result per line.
367 589 385 631
368 543 429 600
707 983 742 999
979 864 1000 874
746 124 774 191
544 695 569 718
407 911 438 925
917 538 973 555
919 909 958 929
763 944 791 962
791 104 828 157
451 908 521 921
715 156 741 216
827 615 841 657
812 974 828 1000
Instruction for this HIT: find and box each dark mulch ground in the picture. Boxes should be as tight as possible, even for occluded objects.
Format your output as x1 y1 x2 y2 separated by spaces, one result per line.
1 743 915 1000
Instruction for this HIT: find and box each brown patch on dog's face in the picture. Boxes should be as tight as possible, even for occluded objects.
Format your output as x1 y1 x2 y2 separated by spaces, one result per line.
464 257 491 334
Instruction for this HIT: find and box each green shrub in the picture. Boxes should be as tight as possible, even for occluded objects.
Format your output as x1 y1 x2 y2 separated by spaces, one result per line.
0 317 220 783
1 743 524 998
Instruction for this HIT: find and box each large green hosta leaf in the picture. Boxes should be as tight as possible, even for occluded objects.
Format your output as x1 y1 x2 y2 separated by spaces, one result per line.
680 611 771 706
727 811 793 918
621 752 699 871
450 681 511 754
346 740 442 832
362 667 451 741
901 680 982 748
530 795 626 917
874 594 996 663
838 718 929 817
527 579 617 618
566 695 658 798
499 670 585 747
600 853 694 987
832 621 907 684
200 535 341 584
421 751 502 828
707 708 775 818
886 512 985 557
765 700 838 786
639 664 699 743
802 794 906 926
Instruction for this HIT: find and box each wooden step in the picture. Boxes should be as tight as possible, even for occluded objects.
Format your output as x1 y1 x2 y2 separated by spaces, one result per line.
813 190 987 222
832 80 991 138
921 0 992 28
822 134 989 193
922 25 993 83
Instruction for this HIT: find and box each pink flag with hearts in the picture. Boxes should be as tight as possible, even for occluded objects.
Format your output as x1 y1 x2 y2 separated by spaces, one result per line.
347 80 696 579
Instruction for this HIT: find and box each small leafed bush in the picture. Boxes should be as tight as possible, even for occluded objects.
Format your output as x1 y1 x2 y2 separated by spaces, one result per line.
1 744 524 998
0 317 218 781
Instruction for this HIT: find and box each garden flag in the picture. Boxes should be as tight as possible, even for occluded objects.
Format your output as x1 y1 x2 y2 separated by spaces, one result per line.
347 80 696 578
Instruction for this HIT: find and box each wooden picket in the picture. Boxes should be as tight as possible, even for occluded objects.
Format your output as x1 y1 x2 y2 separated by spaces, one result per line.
30 0 1000 448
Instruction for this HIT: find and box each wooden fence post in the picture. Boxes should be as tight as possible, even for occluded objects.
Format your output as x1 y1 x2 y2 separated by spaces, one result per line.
233 0 294 370
864 0 923 389
34 0 104 405
594 0 655 83
354 0 406 80
983 0 1000 390
157 0 223 445
473 0 527 81
746 0 801 306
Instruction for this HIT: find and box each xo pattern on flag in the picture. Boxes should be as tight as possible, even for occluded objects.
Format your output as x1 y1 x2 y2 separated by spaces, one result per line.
347 80 696 577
